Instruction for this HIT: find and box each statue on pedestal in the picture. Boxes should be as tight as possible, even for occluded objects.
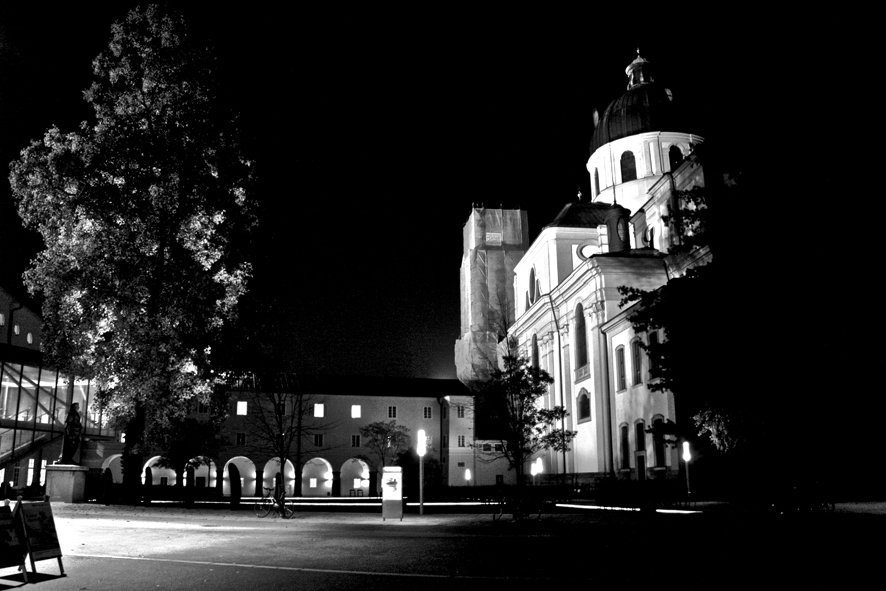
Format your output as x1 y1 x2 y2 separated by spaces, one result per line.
57 403 82 465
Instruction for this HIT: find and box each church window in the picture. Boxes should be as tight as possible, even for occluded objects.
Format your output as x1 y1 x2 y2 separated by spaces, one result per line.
594 169 600 196
13 324 20 336
314 434 324 447
351 435 361 447
26 332 33 344
648 331 659 376
631 339 643 385
351 405 361 418
653 416 665 467
388 406 397 419
615 346 626 391
668 145 684 171
620 425 630 469
457 405 465 418
528 268 540 305
236 432 246 445
531 334 539 368
620 151 637 182
636 421 646 454
577 389 591 421
313 403 324 418
457 435 465 447
575 304 588 369
423 406 432 419
0 313 4 326
236 401 247 415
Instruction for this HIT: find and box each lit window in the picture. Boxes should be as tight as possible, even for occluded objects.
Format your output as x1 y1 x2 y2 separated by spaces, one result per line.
631 339 643 385
615 346 626 391
314 403 324 418
236 401 247 415
236 432 246 445
314 434 324 447
457 435 465 447
351 405 361 418
351 435 361 447
423 407 432 419
309 478 317 488
26 332 33 344
0 313 4 326
353 478 362 489
13 324 20 335
457 405 465 419
388 406 397 419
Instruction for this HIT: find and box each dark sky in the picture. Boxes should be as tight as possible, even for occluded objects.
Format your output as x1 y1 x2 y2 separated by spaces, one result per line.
1 5 773 379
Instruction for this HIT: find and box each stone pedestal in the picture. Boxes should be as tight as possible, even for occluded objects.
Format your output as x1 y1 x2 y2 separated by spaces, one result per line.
46 464 89 503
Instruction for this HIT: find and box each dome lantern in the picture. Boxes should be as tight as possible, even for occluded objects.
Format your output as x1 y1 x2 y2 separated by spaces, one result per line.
625 49 653 89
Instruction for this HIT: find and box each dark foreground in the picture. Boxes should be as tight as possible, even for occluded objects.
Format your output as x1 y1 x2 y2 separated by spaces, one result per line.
0 503 881 590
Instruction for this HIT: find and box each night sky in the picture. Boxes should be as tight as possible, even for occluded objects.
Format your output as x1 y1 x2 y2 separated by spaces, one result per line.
1 5 779 380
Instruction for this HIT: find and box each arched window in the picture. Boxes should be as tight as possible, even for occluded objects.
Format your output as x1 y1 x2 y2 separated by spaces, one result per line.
648 331 659 376
528 268 539 305
594 168 600 196
620 424 630 469
653 415 665 467
668 145 684 171
631 339 643 385
575 304 588 369
577 389 591 421
620 151 637 182
635 421 646 454
615 346 626 391
531 334 539 368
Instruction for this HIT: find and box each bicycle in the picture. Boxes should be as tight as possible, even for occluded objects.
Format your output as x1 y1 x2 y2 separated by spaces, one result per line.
254 486 294 519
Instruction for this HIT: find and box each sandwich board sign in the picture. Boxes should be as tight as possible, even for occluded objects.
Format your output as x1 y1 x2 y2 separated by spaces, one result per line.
0 500 28 583
381 466 403 521
12 497 64 576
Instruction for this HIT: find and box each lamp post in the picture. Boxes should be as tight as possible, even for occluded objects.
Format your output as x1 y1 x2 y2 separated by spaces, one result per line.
682 441 691 504
417 429 426 515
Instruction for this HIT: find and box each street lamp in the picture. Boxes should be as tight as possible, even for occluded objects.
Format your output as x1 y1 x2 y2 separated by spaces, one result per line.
682 441 692 504
531 457 543 486
417 429 426 515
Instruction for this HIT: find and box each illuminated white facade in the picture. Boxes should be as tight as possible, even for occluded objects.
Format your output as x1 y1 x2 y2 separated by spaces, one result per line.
460 52 708 487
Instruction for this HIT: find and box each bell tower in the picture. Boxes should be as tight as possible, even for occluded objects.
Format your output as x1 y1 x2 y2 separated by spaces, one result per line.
454 205 529 387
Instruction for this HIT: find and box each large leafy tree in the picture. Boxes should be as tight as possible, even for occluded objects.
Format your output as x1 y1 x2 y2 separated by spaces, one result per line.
473 354 576 488
618 172 752 456
8 5 256 499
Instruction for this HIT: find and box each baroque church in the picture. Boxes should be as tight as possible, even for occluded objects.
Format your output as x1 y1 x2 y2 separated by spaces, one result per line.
455 51 712 486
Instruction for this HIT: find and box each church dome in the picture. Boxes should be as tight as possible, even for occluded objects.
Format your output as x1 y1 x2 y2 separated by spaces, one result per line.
589 52 690 155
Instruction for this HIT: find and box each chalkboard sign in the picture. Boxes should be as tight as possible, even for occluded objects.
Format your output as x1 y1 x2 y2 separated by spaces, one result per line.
12 499 64 575
0 502 28 582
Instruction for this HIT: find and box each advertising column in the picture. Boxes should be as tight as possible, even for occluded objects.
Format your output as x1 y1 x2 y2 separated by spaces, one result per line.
381 466 403 521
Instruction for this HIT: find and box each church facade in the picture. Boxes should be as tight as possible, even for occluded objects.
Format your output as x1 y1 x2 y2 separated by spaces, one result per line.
455 52 710 487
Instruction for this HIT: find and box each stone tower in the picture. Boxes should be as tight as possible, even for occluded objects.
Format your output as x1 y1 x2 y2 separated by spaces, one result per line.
454 205 529 387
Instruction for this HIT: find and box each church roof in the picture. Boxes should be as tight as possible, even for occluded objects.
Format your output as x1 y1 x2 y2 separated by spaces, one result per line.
589 52 693 154
544 201 627 230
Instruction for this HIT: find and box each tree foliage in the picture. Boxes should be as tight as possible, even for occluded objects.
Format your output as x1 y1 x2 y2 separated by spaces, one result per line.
474 354 576 482
618 174 752 455
8 5 256 465
359 420 411 474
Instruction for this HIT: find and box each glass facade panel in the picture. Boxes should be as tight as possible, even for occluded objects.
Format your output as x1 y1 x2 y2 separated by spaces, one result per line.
1 364 22 420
